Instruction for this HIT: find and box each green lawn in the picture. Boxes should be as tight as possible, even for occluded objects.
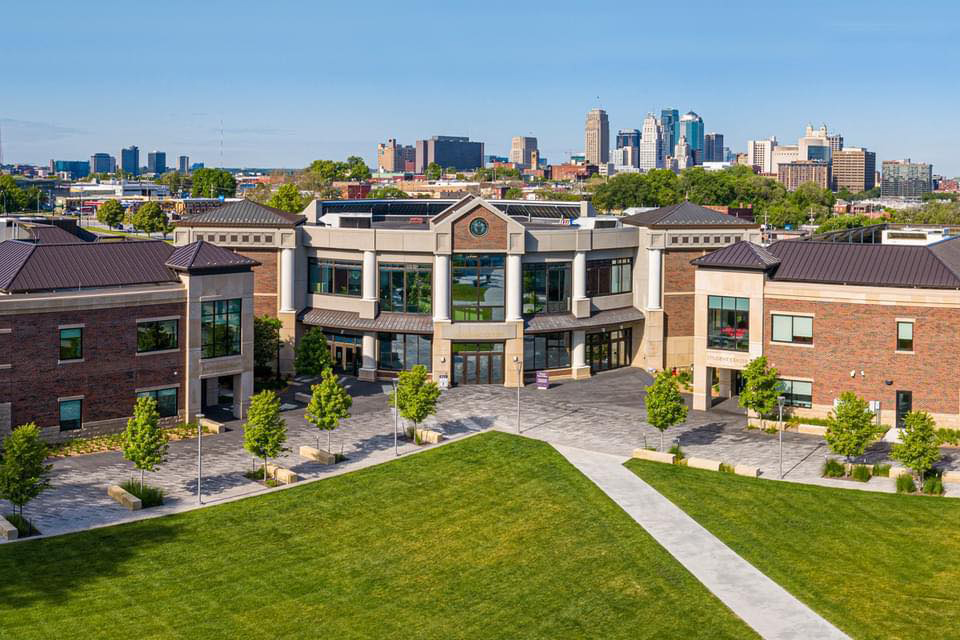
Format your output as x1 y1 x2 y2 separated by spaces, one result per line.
626 460 960 640
0 433 754 639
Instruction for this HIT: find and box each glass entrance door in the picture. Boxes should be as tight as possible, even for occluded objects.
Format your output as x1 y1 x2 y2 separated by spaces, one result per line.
324 331 361 376
586 328 632 373
452 343 504 385
896 390 912 428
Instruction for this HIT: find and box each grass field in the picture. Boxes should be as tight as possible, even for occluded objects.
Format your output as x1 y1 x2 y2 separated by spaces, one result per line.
626 459 960 640
0 433 755 639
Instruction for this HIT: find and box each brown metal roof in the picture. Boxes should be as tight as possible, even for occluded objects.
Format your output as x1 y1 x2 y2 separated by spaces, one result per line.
0 240 180 292
691 242 780 270
166 240 260 272
524 307 645 333
25 224 88 244
176 199 305 228
299 308 434 333
622 202 757 228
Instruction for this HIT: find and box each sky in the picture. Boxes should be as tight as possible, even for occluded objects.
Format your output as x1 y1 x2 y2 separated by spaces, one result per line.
2 0 958 175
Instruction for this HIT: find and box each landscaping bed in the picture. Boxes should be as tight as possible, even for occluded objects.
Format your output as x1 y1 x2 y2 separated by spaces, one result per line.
47 422 219 458
626 458 960 639
0 433 755 639
2 513 40 538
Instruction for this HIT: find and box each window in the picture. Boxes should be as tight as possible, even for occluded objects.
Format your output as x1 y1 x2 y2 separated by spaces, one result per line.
707 296 749 351
201 299 241 358
379 263 432 314
897 321 913 351
308 258 362 297
137 319 179 353
771 314 812 345
59 399 82 431
586 328 632 372
522 263 571 314
778 379 812 409
137 388 178 418
59 327 83 361
451 254 505 321
586 257 632 297
377 333 432 371
523 332 571 370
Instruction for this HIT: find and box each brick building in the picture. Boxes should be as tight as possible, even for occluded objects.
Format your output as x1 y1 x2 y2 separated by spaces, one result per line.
0 238 256 442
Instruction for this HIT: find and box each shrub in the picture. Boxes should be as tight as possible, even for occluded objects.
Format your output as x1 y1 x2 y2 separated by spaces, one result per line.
668 444 685 461
923 475 944 496
822 458 845 478
675 368 692 387
718 462 735 473
2 512 39 536
936 428 960 446
896 474 917 494
119 480 165 507
243 467 281 488
872 463 892 477
851 464 872 482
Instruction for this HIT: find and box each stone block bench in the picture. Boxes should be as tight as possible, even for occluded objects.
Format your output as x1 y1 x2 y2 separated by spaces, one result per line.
199 417 226 434
0 515 18 541
108 485 142 510
265 463 300 484
733 464 760 478
415 428 443 444
942 470 960 483
299 445 336 465
686 457 722 472
294 392 312 404
631 449 676 464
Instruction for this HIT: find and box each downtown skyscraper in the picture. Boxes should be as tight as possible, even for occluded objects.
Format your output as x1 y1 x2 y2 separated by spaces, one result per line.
638 114 664 170
584 108 609 165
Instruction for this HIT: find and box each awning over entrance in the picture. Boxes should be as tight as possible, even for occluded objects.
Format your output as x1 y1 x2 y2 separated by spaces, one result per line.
298 308 434 334
524 307 644 334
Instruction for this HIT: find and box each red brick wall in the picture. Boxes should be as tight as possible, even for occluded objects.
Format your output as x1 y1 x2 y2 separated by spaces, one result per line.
0 302 186 430
452 206 508 252
236 248 278 317
764 298 960 415
663 249 706 293
663 294 694 337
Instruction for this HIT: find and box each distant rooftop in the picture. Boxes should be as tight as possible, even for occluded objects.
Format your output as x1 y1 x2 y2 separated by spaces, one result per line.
622 202 757 228
176 199 306 228
314 198 583 224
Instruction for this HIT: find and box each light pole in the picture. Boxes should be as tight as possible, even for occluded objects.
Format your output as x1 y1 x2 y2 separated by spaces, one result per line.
513 357 521 434
393 379 399 456
196 413 204 504
777 396 785 479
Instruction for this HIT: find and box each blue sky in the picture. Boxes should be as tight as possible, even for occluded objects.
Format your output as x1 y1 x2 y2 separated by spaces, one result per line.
2 0 958 174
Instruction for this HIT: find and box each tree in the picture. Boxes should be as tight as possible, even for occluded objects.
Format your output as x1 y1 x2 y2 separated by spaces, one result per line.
891 410 941 482
157 171 184 194
305 368 352 452
825 391 878 462
389 365 440 434
366 186 409 199
0 175 24 213
122 396 169 492
0 423 52 519
96 199 125 228
425 162 442 180
243 391 287 481
267 183 308 213
816 214 872 234
644 370 689 451
739 356 780 429
504 187 524 199
130 201 171 236
191 168 237 198
345 156 371 182
294 328 334 376
254 315 283 379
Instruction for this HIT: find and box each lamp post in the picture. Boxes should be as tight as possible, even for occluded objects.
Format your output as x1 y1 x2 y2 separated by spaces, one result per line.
393 379 399 456
196 412 204 504
777 396 785 479
513 357 521 434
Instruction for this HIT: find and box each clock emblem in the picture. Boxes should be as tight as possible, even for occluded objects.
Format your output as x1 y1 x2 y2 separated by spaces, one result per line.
469 217 489 237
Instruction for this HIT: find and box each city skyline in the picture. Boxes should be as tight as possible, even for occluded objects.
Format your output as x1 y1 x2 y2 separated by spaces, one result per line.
2 0 958 174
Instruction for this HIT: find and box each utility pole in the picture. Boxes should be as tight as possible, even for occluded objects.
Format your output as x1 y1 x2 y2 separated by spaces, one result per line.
197 413 204 504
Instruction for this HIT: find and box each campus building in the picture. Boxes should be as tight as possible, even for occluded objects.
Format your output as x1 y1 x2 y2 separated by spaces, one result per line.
691 229 960 427
173 197 759 387
0 235 257 442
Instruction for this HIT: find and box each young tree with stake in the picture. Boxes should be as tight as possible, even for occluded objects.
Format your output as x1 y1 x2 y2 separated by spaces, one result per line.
122 396 169 492
305 368 352 452
294 328 334 376
645 370 689 451
825 391 878 462
389 365 440 439
739 356 781 430
892 410 941 483
0 423 52 522
243 391 288 481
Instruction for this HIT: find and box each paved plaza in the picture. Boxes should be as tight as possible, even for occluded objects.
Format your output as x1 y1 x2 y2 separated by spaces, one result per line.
3 368 960 538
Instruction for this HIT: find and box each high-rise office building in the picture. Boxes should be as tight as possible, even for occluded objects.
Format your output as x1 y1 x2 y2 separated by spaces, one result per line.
611 146 639 169
747 138 777 174
827 133 843 154
660 109 679 154
638 114 664 171
178 155 190 173
509 136 538 168
674 136 693 170
584 108 609 165
147 151 167 175
679 112 704 164
832 148 876 193
121 145 140 176
704 133 724 163
378 138 415 172
51 160 90 179
778 160 831 191
881 159 933 198
798 124 832 163
414 136 484 173
616 129 640 150
89 153 115 174
771 146 800 174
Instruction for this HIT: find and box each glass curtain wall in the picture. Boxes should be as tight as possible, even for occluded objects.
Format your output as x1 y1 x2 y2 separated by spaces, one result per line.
451 254 505 321
379 263 432 314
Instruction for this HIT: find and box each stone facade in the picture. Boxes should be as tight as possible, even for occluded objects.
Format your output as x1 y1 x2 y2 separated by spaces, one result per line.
451 206 509 252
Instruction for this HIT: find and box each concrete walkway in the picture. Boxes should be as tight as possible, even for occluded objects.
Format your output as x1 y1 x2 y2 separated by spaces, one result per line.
554 444 849 640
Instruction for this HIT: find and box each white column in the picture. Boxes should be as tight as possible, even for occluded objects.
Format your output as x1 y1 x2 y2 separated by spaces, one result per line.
433 254 450 321
361 333 376 370
572 251 587 300
362 250 376 301
280 247 295 312
647 248 662 310
506 254 522 321
572 330 586 368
